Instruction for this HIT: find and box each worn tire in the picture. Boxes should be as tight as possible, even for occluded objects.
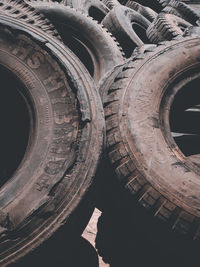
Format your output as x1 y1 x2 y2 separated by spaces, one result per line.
126 0 158 22
162 5 183 18
126 0 163 13
0 13 104 266
184 25 200 37
102 5 151 57
159 0 200 25
99 44 157 102
101 0 120 10
0 0 61 40
105 37 200 238
25 1 124 83
146 13 192 43
61 0 109 22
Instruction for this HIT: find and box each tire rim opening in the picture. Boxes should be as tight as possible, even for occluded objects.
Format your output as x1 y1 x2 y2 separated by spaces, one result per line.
170 75 200 157
132 22 149 43
89 6 105 23
54 23 95 79
0 65 32 187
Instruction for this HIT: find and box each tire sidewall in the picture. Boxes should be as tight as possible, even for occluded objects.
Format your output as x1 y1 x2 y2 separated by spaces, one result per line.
121 38 200 216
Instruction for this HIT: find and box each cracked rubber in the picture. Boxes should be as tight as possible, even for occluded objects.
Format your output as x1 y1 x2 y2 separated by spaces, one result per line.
0 15 104 266
25 0 125 83
104 37 200 238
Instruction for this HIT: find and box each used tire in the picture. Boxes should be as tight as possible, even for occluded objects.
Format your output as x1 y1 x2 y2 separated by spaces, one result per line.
61 0 109 22
0 10 104 267
0 0 61 40
25 1 125 83
99 44 156 102
184 25 200 37
162 5 183 18
158 0 200 25
102 5 151 57
101 0 120 9
126 0 158 22
104 36 200 238
146 13 192 43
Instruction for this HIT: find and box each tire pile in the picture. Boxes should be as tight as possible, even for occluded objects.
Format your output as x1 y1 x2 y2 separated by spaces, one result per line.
0 0 200 265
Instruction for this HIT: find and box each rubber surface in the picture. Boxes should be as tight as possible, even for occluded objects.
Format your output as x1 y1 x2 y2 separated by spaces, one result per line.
158 0 200 25
104 37 200 238
61 0 109 22
26 0 125 83
147 13 191 43
0 0 61 40
102 5 151 57
0 15 104 266
126 0 157 22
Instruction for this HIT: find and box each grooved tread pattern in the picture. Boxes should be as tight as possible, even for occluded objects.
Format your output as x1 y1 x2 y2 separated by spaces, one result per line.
104 38 200 238
0 0 61 40
158 0 200 24
146 13 191 43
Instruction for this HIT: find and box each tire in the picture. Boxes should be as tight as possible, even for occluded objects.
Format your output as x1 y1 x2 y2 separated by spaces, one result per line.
162 6 183 18
126 0 163 13
159 0 200 25
102 5 151 58
0 14 104 266
98 64 124 102
101 0 120 10
99 44 156 102
125 0 158 22
188 155 200 165
104 36 200 238
0 0 61 40
25 1 125 83
184 25 200 37
61 0 109 22
146 13 192 43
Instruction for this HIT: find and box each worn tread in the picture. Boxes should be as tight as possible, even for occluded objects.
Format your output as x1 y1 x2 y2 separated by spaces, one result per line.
146 13 191 43
104 37 200 238
0 0 61 40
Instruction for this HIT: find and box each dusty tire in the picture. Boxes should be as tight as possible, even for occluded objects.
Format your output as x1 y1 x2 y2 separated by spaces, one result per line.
146 13 192 43
127 0 163 13
0 14 104 266
99 44 157 102
60 0 109 22
125 0 158 22
159 0 200 25
105 36 200 238
162 6 183 18
101 0 120 10
0 0 61 40
25 1 124 83
183 25 200 37
102 5 151 57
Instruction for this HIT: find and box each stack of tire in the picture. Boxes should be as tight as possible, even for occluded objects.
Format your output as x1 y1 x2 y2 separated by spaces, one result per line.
0 0 200 266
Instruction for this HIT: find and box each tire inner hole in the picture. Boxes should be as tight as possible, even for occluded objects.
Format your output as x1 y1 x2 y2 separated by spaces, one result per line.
89 6 105 23
0 65 31 187
170 77 200 157
132 22 149 43
53 22 95 78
